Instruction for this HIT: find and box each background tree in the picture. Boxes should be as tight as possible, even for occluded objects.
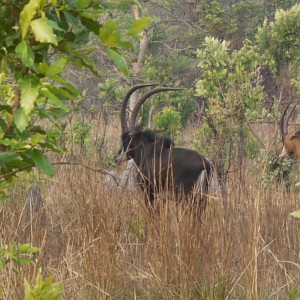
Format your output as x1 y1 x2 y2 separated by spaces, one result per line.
255 3 300 188
195 37 265 199
96 0 299 140
257 3 300 99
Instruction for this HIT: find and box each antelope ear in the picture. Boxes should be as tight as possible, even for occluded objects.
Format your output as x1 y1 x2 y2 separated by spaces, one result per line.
290 131 300 140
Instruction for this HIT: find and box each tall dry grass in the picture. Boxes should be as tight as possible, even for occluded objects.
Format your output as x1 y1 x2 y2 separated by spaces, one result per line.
1 116 300 299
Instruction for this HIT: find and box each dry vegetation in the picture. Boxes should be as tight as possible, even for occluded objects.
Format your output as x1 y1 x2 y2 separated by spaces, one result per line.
1 116 300 300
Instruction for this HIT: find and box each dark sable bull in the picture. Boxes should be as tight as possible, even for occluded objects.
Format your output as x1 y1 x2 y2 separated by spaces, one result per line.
115 84 213 211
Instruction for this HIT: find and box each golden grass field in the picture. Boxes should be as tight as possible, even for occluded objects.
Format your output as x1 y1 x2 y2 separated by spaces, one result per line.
1 116 300 299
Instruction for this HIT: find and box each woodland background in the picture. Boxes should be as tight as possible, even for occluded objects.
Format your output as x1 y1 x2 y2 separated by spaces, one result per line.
1 0 300 299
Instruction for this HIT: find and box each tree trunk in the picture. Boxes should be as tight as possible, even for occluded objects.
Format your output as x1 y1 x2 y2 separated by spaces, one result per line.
129 5 150 115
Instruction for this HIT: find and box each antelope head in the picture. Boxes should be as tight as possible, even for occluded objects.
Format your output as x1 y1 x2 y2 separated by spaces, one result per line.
115 84 180 164
115 83 157 164
278 102 300 159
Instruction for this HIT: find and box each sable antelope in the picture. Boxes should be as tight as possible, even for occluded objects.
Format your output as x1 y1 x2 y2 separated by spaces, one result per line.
278 102 300 159
115 83 213 211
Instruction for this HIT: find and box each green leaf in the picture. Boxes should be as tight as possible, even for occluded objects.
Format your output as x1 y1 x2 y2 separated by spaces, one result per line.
65 0 77 8
99 19 120 48
0 152 18 162
20 0 42 38
63 11 84 31
20 78 39 115
37 62 49 74
0 139 19 147
47 19 65 33
15 41 35 67
73 31 90 45
24 268 63 300
47 86 74 102
0 104 11 112
46 56 68 76
76 0 91 9
14 108 30 132
14 257 33 264
80 17 101 35
78 8 104 19
127 17 150 36
23 278 31 299
73 57 100 77
118 40 132 49
40 87 70 112
31 134 46 146
51 76 80 96
290 210 300 219
131 0 143 8
106 48 129 80
99 19 132 49
18 244 40 254
100 2 131 9
30 17 58 46
40 139 66 153
32 149 55 176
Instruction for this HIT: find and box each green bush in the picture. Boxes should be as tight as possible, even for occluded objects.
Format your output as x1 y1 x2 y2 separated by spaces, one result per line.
155 107 182 138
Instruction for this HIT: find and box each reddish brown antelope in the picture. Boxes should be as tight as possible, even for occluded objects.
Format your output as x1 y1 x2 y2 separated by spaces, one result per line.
278 102 300 159
115 84 214 212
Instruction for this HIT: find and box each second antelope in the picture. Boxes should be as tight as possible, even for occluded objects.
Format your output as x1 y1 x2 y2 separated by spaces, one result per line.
115 83 214 212
279 102 300 159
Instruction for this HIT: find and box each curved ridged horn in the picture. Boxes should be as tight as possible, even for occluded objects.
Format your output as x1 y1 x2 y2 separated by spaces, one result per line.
120 83 158 134
280 101 297 137
129 87 183 134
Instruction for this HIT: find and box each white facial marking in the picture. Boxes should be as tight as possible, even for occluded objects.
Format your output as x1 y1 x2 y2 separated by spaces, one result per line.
115 148 126 164
278 146 289 158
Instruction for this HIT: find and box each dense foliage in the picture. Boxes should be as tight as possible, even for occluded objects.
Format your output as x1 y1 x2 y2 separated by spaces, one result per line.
0 0 149 188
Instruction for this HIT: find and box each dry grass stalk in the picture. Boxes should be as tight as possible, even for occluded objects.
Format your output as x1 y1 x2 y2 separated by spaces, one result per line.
1 118 300 299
